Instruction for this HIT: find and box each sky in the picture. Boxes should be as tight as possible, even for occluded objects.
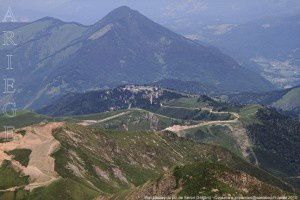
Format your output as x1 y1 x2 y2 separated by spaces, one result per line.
1 0 300 26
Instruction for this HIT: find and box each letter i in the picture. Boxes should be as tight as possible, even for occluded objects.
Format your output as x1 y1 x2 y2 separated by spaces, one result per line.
7 55 13 70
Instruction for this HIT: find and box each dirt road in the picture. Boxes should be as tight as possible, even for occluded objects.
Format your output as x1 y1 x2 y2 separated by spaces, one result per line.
77 111 131 126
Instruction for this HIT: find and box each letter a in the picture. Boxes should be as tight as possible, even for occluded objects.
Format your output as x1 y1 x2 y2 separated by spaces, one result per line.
2 6 16 23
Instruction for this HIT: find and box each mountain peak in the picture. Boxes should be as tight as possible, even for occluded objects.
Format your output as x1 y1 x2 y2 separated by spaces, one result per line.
91 5 171 37
96 6 141 25
113 5 133 12
109 6 135 15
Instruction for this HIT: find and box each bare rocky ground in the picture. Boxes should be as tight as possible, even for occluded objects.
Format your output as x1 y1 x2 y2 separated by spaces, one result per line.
0 122 63 191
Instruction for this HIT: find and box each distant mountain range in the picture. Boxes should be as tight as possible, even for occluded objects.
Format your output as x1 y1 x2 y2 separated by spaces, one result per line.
0 6 274 110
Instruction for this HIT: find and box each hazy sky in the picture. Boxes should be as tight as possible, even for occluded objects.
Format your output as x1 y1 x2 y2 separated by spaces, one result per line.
1 0 300 26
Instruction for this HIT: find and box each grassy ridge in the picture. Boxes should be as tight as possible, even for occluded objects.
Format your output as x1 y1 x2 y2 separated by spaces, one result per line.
0 111 52 132
61 110 126 122
51 124 294 196
90 109 182 131
239 105 262 125
183 125 243 157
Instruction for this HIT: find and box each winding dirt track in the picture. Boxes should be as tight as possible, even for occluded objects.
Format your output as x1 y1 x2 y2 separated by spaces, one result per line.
162 104 239 133
0 122 64 191
77 111 132 126
77 108 182 127
161 105 258 165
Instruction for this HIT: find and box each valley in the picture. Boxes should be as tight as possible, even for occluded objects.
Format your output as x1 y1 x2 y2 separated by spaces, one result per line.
199 14 300 89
